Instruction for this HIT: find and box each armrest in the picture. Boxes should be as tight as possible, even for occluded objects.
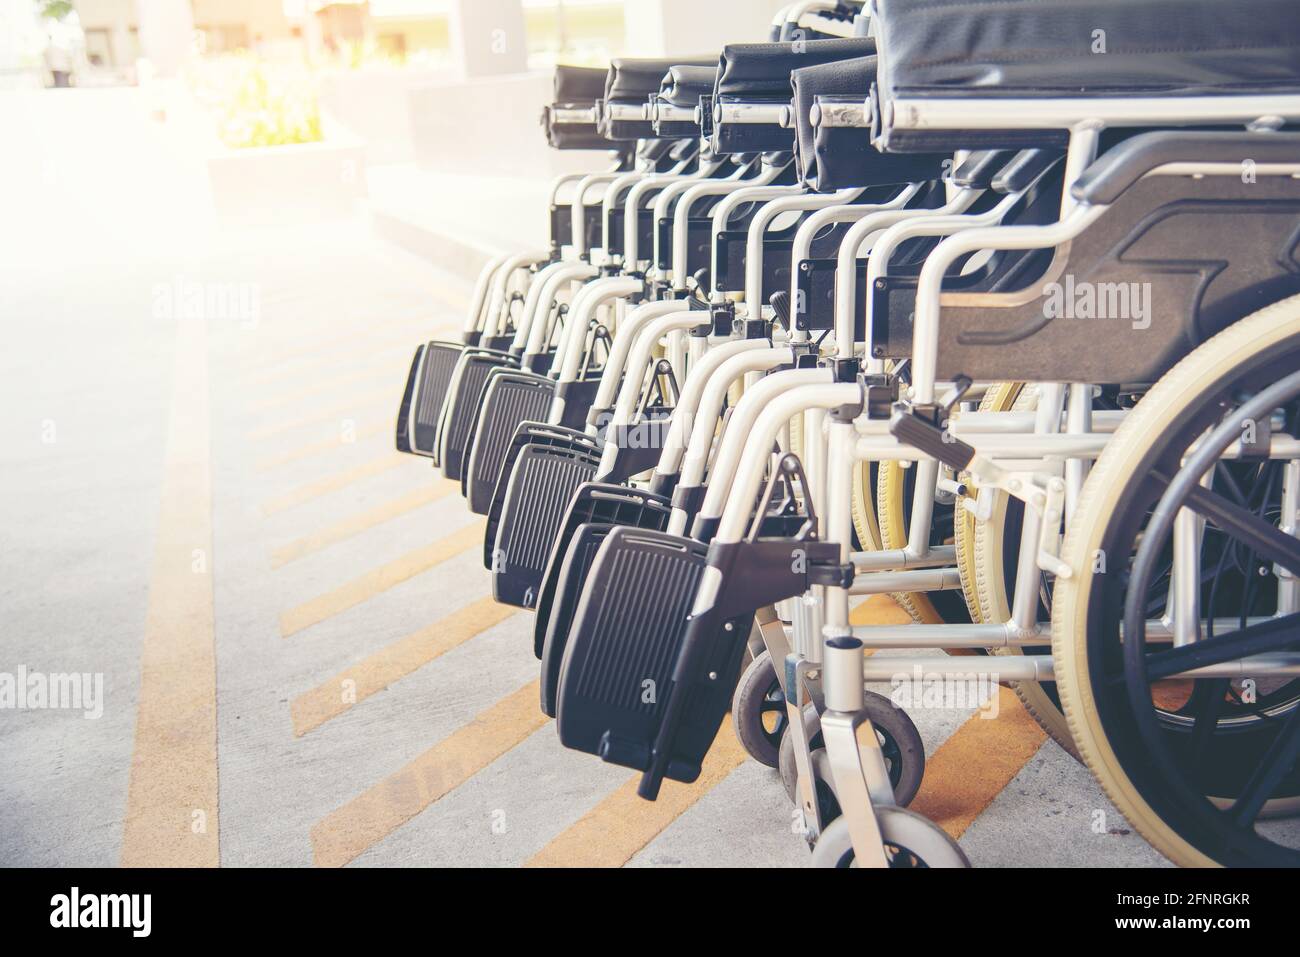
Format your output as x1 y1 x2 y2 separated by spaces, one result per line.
1071 130 1300 206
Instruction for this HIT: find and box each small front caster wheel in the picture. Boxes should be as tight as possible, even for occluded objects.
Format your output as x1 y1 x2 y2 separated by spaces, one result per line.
778 692 925 809
731 650 787 768
810 808 970 868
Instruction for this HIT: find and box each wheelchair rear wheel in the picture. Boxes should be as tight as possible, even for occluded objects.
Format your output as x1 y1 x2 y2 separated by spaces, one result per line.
1053 294 1300 866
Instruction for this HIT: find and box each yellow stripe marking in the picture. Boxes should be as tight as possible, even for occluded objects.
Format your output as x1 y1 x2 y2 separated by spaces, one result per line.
241 317 448 374
245 363 402 415
260 453 405 517
908 686 1047 840
290 596 516 736
851 593 910 627
255 420 388 473
240 337 416 389
311 681 546 867
121 317 219 867
245 386 394 442
280 520 485 637
271 481 455 568
525 724 747 868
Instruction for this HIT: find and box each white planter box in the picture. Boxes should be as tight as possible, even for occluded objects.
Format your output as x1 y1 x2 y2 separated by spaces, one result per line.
207 138 368 228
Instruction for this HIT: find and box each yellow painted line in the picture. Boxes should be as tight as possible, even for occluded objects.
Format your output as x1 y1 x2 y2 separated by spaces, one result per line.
240 337 415 389
254 420 389 473
311 681 547 867
245 363 402 416
271 481 455 568
908 686 1047 840
851 594 910 627
121 317 219 867
280 520 486 637
291 596 516 736
526 724 747 868
260 453 406 518
240 317 446 374
245 385 394 442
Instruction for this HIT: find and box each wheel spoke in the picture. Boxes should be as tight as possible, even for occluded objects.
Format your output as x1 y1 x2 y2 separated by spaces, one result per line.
1229 702 1300 828
1142 612 1300 683
1187 679 1228 769
1177 480 1300 580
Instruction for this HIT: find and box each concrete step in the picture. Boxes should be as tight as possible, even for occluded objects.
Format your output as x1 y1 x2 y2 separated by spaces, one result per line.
365 164 554 283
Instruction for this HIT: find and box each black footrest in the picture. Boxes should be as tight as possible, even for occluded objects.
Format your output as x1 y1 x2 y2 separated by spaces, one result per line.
465 371 555 514
490 435 602 608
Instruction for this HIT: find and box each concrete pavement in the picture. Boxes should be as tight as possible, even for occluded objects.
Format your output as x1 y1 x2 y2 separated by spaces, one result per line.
0 87 1170 867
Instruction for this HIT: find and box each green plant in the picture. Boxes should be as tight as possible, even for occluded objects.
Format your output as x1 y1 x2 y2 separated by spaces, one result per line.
40 0 75 20
208 57 323 150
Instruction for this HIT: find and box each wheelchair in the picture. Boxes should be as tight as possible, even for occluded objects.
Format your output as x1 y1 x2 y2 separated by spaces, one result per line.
392 0 1300 868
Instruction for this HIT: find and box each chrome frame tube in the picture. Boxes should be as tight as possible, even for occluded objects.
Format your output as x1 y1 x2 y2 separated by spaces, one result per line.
586 299 684 413
668 347 798 536
787 185 919 341
671 164 782 288
654 338 770 478
518 261 598 358
883 94 1300 140
713 380 860 544
864 190 1022 367
908 203 1107 405
835 190 982 360
482 250 550 340
625 172 701 268
699 368 835 525
744 187 863 318
464 253 512 337
570 173 620 255
587 300 686 413
552 275 642 384
603 310 708 432
908 125 1107 404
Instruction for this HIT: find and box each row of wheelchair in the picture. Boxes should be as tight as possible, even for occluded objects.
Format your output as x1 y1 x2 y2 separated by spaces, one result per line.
395 0 1300 867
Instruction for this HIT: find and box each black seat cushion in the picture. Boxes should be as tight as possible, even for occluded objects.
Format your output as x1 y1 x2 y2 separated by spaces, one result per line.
874 0 1300 103
659 65 718 108
606 55 716 102
654 65 718 136
554 64 607 105
545 64 611 150
789 55 948 190
716 37 875 99
602 56 716 141
791 54 875 188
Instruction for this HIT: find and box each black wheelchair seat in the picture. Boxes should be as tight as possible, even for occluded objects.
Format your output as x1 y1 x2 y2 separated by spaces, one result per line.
535 484 673 716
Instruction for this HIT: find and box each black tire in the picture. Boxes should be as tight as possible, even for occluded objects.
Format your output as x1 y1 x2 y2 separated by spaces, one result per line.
731 650 786 768
778 692 925 809
810 808 970 868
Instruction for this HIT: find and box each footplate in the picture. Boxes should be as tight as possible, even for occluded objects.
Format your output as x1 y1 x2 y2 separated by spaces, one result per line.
439 350 519 482
464 370 556 514
535 484 672 716
489 426 604 608
554 528 752 785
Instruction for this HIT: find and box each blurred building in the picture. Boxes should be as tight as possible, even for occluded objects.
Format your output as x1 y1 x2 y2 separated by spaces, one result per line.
13 1 780 82
0 0 50 87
